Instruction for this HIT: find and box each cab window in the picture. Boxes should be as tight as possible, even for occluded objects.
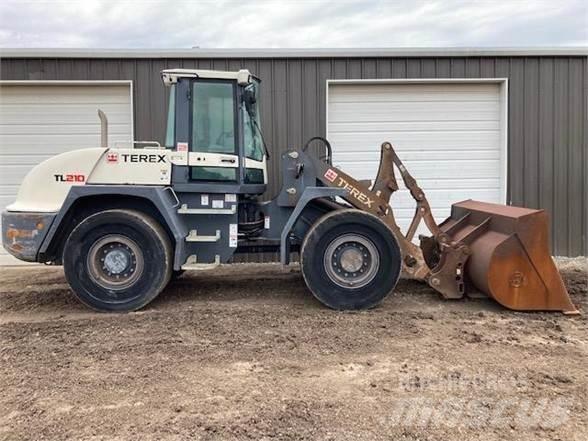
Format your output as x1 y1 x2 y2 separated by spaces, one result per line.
191 81 237 181
192 81 236 154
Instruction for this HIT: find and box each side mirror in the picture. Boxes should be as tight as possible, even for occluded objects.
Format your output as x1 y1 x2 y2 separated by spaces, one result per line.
243 84 257 117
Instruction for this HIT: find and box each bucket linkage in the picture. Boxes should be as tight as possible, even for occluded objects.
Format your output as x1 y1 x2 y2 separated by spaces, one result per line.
378 142 578 314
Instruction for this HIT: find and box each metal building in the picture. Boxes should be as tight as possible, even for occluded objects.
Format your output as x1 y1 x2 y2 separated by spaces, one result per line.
0 48 586 262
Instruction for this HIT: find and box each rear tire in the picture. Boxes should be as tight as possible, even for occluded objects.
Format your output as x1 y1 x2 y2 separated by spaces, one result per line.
63 209 172 312
301 209 401 310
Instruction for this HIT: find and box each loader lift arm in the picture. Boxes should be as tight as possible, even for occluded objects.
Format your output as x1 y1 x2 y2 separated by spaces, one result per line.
310 140 468 299
309 139 578 313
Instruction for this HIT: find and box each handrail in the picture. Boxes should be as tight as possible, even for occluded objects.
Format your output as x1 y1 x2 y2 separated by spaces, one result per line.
112 140 164 149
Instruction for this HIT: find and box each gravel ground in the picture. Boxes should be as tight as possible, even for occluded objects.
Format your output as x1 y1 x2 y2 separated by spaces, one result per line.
0 258 586 441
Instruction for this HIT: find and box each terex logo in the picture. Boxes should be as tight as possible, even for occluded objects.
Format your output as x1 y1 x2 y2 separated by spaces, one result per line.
324 169 338 182
106 152 119 163
54 174 85 183
121 153 166 163
326 171 375 208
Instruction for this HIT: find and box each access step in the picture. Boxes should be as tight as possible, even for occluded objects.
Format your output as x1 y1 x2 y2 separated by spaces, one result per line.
177 204 236 215
181 254 221 271
185 229 221 242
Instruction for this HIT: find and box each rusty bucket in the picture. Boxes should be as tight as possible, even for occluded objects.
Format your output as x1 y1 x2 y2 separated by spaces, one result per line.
438 200 578 314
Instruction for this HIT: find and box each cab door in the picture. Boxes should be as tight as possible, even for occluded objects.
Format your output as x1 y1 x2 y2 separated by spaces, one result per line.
189 80 239 181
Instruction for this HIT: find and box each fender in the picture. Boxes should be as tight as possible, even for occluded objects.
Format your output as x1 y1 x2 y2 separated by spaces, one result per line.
279 186 346 265
38 185 188 270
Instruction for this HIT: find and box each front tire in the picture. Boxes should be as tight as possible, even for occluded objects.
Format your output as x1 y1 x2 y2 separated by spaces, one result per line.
301 209 402 310
63 209 173 312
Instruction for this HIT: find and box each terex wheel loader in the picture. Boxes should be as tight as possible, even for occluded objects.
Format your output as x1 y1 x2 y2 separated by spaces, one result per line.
2 68 578 314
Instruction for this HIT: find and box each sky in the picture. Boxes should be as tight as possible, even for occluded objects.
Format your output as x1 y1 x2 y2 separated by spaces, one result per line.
0 0 586 48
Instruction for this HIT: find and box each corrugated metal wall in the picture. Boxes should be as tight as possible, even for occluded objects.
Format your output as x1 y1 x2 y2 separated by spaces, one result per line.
1 56 586 256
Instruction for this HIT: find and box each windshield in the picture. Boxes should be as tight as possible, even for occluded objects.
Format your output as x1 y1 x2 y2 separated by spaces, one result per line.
242 80 264 161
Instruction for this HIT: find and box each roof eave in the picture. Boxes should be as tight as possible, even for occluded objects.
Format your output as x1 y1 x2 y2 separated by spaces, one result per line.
1 47 587 59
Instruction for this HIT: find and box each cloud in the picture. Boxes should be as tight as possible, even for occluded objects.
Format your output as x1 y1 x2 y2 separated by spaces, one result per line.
0 0 586 48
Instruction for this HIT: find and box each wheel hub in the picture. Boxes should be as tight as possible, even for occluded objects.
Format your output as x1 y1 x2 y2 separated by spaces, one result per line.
104 249 130 274
323 234 380 289
339 247 364 273
87 235 144 291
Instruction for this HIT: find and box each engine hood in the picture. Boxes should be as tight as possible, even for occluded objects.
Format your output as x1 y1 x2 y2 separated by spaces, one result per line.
6 148 107 213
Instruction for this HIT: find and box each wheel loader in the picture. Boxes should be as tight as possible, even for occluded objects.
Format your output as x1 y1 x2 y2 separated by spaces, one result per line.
2 68 578 314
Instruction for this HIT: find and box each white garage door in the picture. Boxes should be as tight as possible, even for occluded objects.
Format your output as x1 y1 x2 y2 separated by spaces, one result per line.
0 82 133 264
327 81 506 239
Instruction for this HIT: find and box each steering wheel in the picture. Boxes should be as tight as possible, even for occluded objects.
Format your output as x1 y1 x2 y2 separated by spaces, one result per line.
302 136 333 165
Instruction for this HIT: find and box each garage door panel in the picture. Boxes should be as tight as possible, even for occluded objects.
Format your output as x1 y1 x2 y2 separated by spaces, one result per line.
1 123 130 135
329 120 501 132
0 83 132 265
335 150 500 162
340 176 501 190
0 185 19 197
0 164 58 186
390 188 502 208
0 131 132 153
1 126 130 139
330 92 499 103
328 101 500 122
330 133 500 152
1 101 129 110
412 178 500 190
0 85 130 103
328 81 505 237
0 108 131 125
0 195 18 209
329 83 499 99
388 206 452 220
340 160 501 180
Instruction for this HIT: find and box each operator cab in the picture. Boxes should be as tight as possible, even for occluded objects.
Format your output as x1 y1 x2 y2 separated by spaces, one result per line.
161 68 267 194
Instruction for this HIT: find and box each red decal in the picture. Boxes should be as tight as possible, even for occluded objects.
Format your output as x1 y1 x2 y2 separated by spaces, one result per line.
324 169 338 183
106 152 119 163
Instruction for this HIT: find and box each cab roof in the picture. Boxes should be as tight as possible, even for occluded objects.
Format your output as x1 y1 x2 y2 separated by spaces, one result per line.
161 68 257 86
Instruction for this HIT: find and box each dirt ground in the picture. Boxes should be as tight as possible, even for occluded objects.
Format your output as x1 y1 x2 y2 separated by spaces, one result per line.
0 259 586 441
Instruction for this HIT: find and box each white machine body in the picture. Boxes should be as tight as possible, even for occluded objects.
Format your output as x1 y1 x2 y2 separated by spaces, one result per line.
7 145 268 213
7 148 172 213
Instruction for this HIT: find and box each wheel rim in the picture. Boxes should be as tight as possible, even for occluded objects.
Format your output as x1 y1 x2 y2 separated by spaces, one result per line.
87 234 144 292
323 234 380 289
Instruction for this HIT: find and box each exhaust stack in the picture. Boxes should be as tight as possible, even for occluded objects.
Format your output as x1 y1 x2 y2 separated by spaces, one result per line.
98 109 108 147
